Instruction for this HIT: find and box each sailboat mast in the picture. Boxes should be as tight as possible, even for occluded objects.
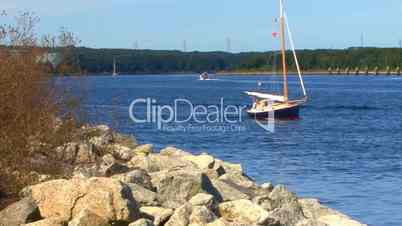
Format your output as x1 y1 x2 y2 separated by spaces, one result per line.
113 57 116 75
279 0 288 103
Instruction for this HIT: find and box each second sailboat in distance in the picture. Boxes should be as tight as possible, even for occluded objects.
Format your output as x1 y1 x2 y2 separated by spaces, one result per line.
246 0 308 119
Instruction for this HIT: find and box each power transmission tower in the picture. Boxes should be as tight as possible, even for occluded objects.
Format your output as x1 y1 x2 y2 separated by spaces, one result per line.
133 41 139 50
183 40 187 52
360 33 364 48
226 37 231 53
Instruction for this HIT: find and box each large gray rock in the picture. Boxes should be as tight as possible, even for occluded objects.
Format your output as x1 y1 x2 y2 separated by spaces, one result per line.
0 197 41 226
214 159 243 174
159 147 192 157
127 183 158 206
110 144 135 161
298 199 367 226
209 179 251 202
23 178 139 222
218 199 279 226
164 204 192 226
182 153 215 170
268 185 305 226
189 205 217 225
129 219 155 226
154 170 206 208
88 125 114 148
68 209 109 226
164 203 217 226
129 154 196 173
219 172 256 189
112 169 153 190
189 193 215 209
253 195 274 211
140 206 173 226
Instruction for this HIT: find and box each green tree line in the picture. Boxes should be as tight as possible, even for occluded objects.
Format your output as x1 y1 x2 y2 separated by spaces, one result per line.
66 47 402 74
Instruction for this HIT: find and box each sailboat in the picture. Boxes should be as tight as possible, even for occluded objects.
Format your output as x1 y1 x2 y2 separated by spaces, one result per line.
246 0 307 119
112 57 118 77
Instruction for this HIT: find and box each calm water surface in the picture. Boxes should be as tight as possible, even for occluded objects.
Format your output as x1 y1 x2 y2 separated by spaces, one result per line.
65 74 402 226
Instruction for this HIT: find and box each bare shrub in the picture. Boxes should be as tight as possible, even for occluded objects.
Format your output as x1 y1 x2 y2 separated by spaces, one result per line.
0 11 83 203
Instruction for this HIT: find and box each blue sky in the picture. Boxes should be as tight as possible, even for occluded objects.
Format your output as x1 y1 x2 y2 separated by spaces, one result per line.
3 0 402 52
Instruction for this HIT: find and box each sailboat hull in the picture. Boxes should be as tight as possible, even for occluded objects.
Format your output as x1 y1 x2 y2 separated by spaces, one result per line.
247 104 300 120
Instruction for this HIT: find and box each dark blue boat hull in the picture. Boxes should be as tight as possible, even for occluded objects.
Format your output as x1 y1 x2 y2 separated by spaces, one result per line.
248 105 300 120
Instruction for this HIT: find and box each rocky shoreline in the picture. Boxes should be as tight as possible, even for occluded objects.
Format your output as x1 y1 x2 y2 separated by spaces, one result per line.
0 125 367 226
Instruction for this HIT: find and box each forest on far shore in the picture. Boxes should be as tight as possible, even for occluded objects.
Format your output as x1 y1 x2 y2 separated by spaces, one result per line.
46 47 402 74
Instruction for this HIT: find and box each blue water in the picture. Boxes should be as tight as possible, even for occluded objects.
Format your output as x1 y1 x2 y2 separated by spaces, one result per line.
65 74 402 226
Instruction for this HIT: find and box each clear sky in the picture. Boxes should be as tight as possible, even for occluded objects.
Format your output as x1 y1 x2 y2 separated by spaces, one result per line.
2 0 402 52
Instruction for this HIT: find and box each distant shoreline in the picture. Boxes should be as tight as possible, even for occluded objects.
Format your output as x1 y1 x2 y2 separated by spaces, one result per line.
64 70 401 77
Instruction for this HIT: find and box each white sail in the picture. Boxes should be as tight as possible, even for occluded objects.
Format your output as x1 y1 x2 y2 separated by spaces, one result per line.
245 91 286 102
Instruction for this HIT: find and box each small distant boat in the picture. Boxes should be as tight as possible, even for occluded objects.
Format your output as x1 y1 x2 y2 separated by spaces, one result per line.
199 72 209 80
199 72 217 81
112 57 118 77
246 0 307 119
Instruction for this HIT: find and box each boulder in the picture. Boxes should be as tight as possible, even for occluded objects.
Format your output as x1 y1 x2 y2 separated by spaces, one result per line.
22 217 66 226
218 199 279 226
159 147 192 157
133 144 154 156
215 159 243 174
298 199 367 226
209 179 251 202
103 162 131 177
268 185 305 226
110 144 134 161
0 197 41 226
182 154 215 170
112 169 153 190
164 204 192 226
253 195 274 211
126 183 158 206
68 209 109 226
129 154 196 173
164 203 217 226
23 178 139 222
88 125 114 148
129 219 155 226
260 182 274 192
140 206 173 226
155 170 206 208
219 172 256 189
73 165 102 178
189 193 215 209
189 205 217 225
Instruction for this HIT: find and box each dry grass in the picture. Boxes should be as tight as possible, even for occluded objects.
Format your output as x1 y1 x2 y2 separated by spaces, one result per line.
0 12 83 204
